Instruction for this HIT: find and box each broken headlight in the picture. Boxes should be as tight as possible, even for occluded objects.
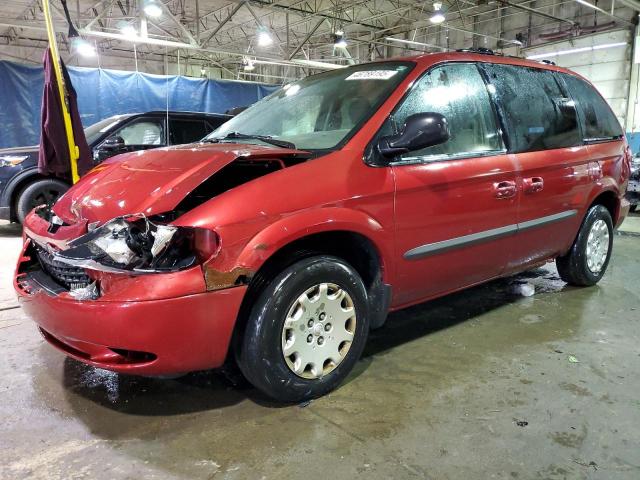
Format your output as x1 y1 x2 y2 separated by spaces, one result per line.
54 215 218 274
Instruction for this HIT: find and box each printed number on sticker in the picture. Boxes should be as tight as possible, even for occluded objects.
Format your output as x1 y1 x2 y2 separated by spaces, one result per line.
346 70 398 80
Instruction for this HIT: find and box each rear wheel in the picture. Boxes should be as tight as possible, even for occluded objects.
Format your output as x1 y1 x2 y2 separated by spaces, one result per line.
15 178 69 223
236 255 369 402
556 205 613 286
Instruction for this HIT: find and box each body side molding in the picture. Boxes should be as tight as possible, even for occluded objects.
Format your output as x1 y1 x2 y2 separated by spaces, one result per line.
404 209 578 260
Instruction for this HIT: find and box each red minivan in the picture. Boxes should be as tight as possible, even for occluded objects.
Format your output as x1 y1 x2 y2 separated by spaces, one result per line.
15 51 631 402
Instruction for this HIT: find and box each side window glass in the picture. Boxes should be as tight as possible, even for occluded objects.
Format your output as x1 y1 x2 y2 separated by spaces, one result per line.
113 120 164 146
561 74 623 141
169 119 208 144
482 64 581 152
390 63 502 160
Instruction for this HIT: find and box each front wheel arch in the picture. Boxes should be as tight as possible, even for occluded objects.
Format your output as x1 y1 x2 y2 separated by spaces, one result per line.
227 229 391 369
14 177 69 223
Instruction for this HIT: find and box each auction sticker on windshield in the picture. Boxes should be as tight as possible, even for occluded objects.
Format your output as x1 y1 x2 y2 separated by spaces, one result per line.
346 70 399 80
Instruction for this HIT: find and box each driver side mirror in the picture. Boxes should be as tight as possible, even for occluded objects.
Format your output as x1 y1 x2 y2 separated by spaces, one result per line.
377 112 450 158
93 135 126 162
101 135 125 150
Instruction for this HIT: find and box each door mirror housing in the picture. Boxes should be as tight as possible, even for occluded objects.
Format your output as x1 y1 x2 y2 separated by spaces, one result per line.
93 136 126 162
102 135 126 150
377 112 450 158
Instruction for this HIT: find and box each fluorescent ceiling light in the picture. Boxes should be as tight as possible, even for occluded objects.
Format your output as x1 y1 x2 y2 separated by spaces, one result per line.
334 33 347 48
431 2 445 24
526 42 628 60
430 12 445 24
70 37 96 57
575 0 606 13
243 57 255 71
143 2 163 18
257 28 273 47
76 39 96 57
120 24 138 38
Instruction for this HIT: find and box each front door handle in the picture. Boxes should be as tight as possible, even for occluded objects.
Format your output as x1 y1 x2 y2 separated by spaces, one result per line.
523 176 544 194
494 180 517 199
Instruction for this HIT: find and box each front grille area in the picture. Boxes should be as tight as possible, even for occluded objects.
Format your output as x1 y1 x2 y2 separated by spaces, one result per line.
34 243 91 290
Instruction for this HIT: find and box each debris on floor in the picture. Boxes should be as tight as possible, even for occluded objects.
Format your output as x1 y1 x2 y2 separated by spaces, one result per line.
512 282 535 297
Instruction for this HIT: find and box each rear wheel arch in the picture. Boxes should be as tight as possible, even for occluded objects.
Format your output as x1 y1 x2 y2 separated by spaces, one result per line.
588 189 619 225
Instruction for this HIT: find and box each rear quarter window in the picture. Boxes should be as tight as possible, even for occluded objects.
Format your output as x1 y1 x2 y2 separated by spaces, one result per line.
481 64 582 153
560 73 623 142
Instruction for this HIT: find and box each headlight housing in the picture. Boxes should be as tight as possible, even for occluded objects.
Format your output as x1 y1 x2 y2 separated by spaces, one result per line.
0 155 29 167
54 214 219 274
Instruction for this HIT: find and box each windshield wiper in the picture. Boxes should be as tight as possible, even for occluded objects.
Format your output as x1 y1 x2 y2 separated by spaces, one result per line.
205 132 296 149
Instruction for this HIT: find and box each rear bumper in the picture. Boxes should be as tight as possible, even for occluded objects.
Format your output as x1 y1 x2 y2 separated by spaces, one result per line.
15 270 247 376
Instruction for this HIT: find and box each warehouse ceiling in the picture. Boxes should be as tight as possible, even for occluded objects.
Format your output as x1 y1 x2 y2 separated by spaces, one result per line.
0 0 635 82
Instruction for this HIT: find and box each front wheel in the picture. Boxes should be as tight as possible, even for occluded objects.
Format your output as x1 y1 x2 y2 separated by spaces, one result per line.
236 255 370 402
556 205 613 286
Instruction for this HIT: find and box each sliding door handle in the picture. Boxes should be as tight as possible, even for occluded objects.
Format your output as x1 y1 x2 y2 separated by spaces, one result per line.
524 177 544 194
494 180 517 199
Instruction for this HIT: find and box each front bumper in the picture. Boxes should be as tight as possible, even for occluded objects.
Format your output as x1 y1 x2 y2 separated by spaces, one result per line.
15 239 247 375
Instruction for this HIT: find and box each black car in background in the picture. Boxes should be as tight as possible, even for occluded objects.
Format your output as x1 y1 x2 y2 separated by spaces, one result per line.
0 111 231 223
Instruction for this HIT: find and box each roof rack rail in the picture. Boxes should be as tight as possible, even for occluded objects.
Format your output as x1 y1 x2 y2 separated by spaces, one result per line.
456 47 496 56
539 59 557 66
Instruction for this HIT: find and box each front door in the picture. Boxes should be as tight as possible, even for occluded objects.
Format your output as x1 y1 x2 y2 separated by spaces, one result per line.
94 117 166 162
387 62 519 306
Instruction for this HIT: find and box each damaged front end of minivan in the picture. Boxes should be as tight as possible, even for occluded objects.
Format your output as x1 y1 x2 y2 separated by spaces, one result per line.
49 214 219 299
13 143 310 374
16 143 308 302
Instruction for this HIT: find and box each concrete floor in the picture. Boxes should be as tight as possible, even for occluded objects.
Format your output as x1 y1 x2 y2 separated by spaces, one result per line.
1 217 639 480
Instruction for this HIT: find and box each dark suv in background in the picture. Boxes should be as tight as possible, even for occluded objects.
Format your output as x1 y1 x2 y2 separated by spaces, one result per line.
0 111 231 223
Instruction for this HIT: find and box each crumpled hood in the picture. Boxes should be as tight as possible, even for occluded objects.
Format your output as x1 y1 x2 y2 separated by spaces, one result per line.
53 143 302 224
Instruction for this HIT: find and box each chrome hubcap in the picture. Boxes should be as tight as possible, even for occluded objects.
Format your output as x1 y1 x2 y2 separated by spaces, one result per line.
586 219 610 274
281 283 357 379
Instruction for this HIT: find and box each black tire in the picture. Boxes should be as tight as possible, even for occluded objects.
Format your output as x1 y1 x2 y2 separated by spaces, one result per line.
15 178 69 223
630 205 637 213
556 205 613 286
236 255 369 402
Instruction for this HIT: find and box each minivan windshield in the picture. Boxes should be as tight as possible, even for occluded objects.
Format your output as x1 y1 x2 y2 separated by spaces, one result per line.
206 62 414 150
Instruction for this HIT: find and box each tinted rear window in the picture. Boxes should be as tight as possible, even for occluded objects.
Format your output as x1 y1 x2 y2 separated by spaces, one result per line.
560 73 623 142
482 64 581 153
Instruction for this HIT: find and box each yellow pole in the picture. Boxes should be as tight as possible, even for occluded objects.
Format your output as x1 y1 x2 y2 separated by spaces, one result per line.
42 0 80 183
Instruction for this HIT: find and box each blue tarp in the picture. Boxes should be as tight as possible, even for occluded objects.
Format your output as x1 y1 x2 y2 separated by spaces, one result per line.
0 60 279 148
